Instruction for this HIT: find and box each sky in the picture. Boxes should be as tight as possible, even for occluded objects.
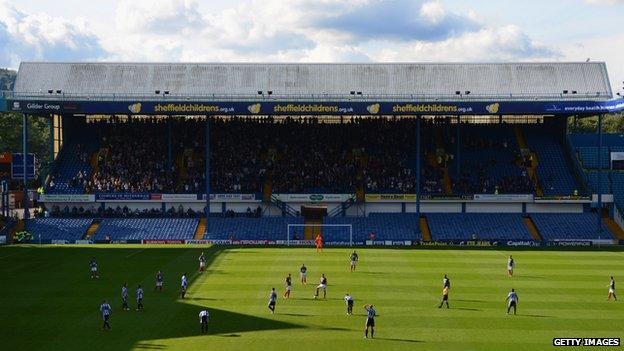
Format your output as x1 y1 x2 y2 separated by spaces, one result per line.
0 0 623 94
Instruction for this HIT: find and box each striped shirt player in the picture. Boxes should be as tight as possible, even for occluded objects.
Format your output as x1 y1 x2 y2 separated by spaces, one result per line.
136 285 144 311
90 258 98 279
268 288 277 314
363 305 376 339
199 309 209 334
506 289 518 315
100 300 112 330
608 276 617 301
155 271 164 292
121 284 129 311
344 293 354 315
507 256 515 277
300 264 307 284
180 273 188 298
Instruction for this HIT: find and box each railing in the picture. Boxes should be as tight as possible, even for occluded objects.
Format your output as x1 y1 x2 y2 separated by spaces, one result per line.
269 195 299 217
565 134 590 195
327 195 357 217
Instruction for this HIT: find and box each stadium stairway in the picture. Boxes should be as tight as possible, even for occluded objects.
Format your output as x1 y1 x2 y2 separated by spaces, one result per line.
514 126 544 196
602 213 624 240
522 216 543 241
419 216 432 241
195 218 207 240
432 128 453 195
84 220 100 240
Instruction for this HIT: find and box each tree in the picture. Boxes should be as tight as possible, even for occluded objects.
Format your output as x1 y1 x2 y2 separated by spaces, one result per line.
0 113 50 187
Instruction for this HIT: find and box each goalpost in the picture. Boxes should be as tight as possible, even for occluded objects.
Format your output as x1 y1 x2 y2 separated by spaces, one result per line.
286 224 353 246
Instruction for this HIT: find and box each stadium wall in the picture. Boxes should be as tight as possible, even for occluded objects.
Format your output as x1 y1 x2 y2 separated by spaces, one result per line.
466 203 523 213
526 203 583 213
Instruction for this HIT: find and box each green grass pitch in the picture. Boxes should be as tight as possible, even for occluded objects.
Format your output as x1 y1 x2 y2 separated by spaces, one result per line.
0 245 622 351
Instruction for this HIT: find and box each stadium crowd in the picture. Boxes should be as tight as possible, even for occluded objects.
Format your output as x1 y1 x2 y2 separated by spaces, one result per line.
47 117 538 196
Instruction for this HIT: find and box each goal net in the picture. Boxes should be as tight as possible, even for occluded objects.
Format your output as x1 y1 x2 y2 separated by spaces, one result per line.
286 224 353 246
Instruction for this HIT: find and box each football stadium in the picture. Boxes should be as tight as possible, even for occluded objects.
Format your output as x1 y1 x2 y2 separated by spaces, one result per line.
1 61 624 350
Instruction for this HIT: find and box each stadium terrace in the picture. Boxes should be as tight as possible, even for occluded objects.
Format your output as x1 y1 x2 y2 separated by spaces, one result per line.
1 61 624 245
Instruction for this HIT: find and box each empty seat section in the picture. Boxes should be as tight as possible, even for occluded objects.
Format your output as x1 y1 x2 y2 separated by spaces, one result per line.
427 213 532 240
324 214 422 242
531 213 614 240
93 218 198 240
205 217 304 241
25 218 93 241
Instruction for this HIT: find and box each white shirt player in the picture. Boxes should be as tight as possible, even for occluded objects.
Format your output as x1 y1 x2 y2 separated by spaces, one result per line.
181 274 188 288
507 257 515 270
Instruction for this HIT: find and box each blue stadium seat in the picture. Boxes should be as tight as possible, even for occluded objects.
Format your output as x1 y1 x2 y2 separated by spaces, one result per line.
324 213 421 242
93 218 198 240
530 213 614 240
205 217 304 241
524 126 578 195
427 213 531 240
25 218 93 241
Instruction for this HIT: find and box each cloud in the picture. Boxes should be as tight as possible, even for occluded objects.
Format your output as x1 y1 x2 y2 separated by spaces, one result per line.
584 0 624 4
115 0 204 34
317 0 480 42
368 25 558 62
0 1 106 67
0 0 562 82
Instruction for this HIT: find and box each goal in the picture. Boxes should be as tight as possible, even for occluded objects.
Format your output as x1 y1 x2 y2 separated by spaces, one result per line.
286 224 353 246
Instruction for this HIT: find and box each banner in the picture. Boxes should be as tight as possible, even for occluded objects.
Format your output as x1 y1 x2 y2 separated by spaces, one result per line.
505 240 542 247
366 194 416 202
545 240 592 247
199 194 257 201
160 194 197 201
142 239 185 244
96 193 150 201
473 194 533 202
39 194 95 203
416 240 499 247
185 239 210 245
365 194 472 202
274 194 352 202
8 99 624 116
